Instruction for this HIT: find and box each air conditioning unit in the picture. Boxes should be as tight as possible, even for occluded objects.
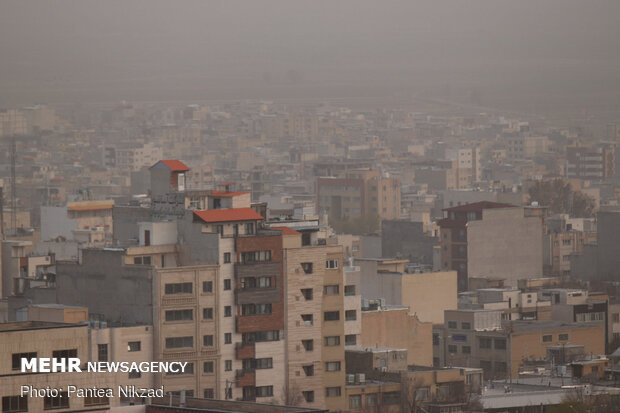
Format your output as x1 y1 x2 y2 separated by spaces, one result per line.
355 373 365 384
346 374 355 384
380 367 388 373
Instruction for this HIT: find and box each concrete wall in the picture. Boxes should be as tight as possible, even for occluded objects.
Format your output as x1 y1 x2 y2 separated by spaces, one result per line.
597 211 620 279
357 260 402 305
113 206 153 247
401 271 458 324
381 220 436 264
467 208 543 286
40 206 75 240
176 211 219 265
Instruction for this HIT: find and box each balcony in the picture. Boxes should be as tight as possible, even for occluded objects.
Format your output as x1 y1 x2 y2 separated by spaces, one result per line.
234 262 280 278
235 287 279 305
235 369 255 388
235 342 255 359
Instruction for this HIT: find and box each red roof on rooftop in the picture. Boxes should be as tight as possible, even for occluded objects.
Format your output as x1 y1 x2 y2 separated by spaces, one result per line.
152 160 190 172
193 208 264 224
443 201 515 212
218 182 235 186
271 226 301 236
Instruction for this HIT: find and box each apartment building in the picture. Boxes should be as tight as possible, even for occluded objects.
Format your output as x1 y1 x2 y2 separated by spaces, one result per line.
0 321 120 412
438 201 542 290
103 142 163 171
445 147 481 189
459 288 552 321
566 144 615 180
506 135 550 160
317 169 400 221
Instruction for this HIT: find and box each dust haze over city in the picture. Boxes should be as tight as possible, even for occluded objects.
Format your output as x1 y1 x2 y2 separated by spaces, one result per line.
3 1 620 413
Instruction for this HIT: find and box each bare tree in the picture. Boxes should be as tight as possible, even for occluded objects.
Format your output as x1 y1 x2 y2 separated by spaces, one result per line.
279 381 303 406
401 376 428 413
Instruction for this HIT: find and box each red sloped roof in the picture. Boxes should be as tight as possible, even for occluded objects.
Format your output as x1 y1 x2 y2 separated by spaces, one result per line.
153 160 190 172
443 201 515 212
193 208 264 223
271 226 301 236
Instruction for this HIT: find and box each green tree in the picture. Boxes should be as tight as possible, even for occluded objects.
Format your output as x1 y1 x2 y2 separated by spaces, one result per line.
528 179 595 217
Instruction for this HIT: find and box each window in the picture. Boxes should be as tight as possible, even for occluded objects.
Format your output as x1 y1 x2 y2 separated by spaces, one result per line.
203 308 214 320
302 364 314 376
324 336 340 346
324 311 339 321
224 306 232 317
2 396 28 412
242 304 272 316
433 334 440 346
494 338 506 350
225 360 232 371
44 392 69 410
349 395 361 408
415 387 430 401
84 394 109 406
128 371 142 379
165 309 193 322
258 277 272 288
448 344 457 353
366 394 377 406
12 352 37 370
256 386 273 398
214 225 223 236
301 262 313 274
224 252 231 263
128 341 141 352
133 256 152 265
324 285 339 295
302 391 314 403
301 314 313 326
203 335 214 347
224 333 232 344
98 344 108 362
52 349 77 359
448 321 457 329
165 336 193 349
345 334 357 346
204 389 214 399
559 333 569 341
325 387 341 397
479 337 492 349
224 279 231 290
326 259 339 269
256 358 273 369
325 361 341 371
542 334 553 343
245 223 255 235
203 361 214 373
165 282 192 295
242 330 279 343
302 339 314 351
344 285 356 296
461 322 471 330
301 288 313 300
345 310 357 321
462 345 471 354
202 281 213 293
241 250 271 263
613 313 620 323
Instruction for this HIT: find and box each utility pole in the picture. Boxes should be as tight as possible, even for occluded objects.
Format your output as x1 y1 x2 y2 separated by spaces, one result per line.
10 135 17 235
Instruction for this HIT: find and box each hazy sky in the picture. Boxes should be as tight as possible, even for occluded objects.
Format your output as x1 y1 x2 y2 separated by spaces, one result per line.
1 0 620 113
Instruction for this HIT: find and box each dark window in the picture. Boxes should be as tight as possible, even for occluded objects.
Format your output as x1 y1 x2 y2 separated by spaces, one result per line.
448 344 457 353
324 311 339 321
256 358 273 369
462 345 471 354
256 386 273 398
461 322 471 330
224 252 231 263
302 339 314 351
542 334 553 343
52 349 77 359
324 336 340 346
242 304 272 316
203 361 214 373
242 330 279 343
559 333 569 341
165 282 192 295
165 309 193 322
203 308 214 320
224 279 231 290
202 281 213 293
2 396 28 412
128 371 142 379
479 337 492 349
302 391 314 402
301 288 313 300
241 250 271 264
326 259 339 269
325 387 341 397
433 334 440 346
303 365 314 376
44 392 69 410
225 333 232 344
448 321 457 329
224 306 232 317
128 341 141 352
165 336 193 349
494 338 506 350
12 352 37 370
203 335 214 347
324 285 339 295
345 334 357 346
84 394 109 406
167 363 193 375
345 310 356 321
97 344 108 362
204 389 214 399
344 285 356 296
301 262 313 274
325 361 341 371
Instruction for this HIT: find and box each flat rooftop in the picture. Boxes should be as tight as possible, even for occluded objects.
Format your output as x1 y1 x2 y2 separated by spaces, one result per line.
0 321 85 332
150 397 327 413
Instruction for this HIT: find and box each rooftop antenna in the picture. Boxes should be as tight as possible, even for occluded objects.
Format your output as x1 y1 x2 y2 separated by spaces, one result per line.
10 135 17 235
